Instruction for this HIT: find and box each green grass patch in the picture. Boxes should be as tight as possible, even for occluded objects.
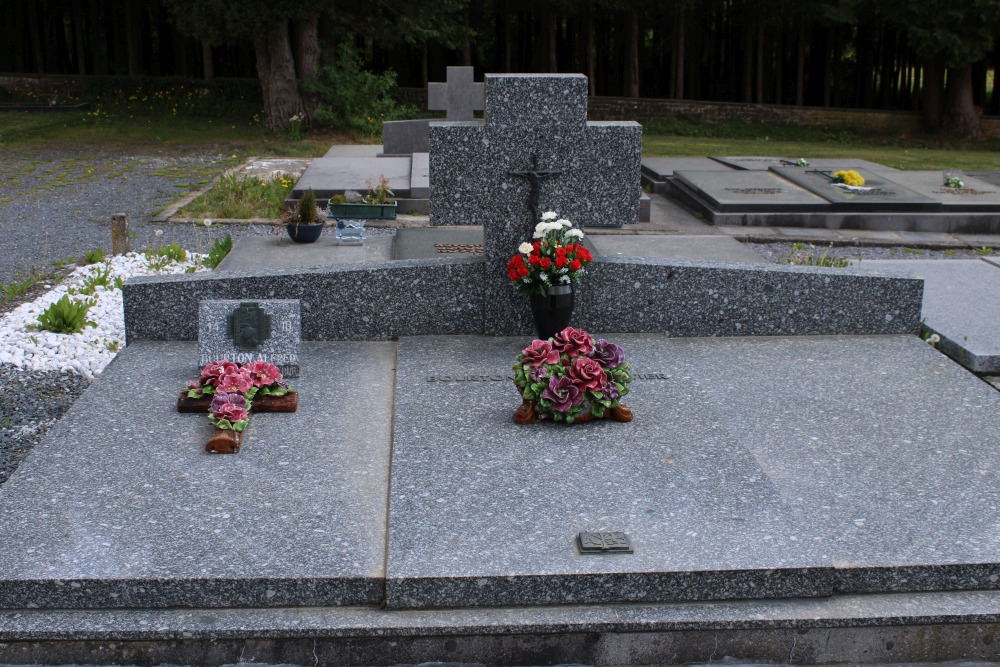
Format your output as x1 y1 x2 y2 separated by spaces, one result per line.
178 172 296 219
1 272 46 302
642 118 1000 171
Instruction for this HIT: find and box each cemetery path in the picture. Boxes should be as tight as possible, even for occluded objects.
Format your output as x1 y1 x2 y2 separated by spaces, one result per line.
0 148 275 286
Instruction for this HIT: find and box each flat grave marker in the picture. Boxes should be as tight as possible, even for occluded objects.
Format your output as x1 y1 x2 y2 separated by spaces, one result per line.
199 299 301 378
771 167 940 212
673 170 830 212
879 171 1000 212
293 157 412 200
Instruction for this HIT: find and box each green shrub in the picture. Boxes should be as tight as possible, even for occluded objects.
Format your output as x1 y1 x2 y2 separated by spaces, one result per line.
34 295 97 334
297 188 317 223
204 234 233 269
83 248 106 264
304 45 418 137
76 264 112 295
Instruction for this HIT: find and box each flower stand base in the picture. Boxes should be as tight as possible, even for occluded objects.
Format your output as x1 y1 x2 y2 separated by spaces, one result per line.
206 429 242 454
178 392 298 413
514 400 633 425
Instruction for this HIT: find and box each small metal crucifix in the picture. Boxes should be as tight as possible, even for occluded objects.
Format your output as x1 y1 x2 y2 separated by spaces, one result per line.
508 154 562 224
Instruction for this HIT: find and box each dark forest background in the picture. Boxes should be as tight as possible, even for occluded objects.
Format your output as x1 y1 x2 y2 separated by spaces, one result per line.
2 0 998 138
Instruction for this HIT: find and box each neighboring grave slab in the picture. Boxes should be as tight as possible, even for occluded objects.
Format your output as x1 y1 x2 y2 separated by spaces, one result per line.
0 341 395 609
382 119 432 155
851 259 1000 373
710 156 796 170
802 158 898 172
642 157 735 179
430 74 642 335
293 157 412 199
771 167 940 212
199 299 301 378
878 171 1000 212
410 152 430 199
673 170 831 213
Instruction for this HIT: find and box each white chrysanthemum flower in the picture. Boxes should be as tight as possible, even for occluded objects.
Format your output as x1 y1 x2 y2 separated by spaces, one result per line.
556 218 571 228
566 229 584 238
518 242 533 254
541 211 558 221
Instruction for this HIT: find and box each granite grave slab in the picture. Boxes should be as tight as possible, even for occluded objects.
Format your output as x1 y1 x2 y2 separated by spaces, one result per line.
392 226 485 260
877 171 1000 212
293 157 412 200
710 156 796 170
430 74 641 335
849 259 1000 373
672 170 831 213
771 167 940 212
0 341 395 609
588 234 768 263
198 299 301 378
215 235 393 271
640 158 734 194
387 335 832 610
386 333 1000 610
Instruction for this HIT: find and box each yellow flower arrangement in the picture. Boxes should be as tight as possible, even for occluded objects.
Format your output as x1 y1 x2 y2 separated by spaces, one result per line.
832 170 865 187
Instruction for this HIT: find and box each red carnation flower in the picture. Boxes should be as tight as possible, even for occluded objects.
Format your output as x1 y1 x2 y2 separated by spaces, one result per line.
570 259 582 271
540 257 551 269
555 256 568 269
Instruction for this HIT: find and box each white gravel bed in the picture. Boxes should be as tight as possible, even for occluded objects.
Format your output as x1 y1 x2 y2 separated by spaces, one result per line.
0 252 206 381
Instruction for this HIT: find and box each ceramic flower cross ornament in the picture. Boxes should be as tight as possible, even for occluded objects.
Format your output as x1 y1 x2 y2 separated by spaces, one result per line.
178 360 297 454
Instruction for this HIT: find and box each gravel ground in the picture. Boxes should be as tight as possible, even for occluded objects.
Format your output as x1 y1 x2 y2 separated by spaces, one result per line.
746 241 995 264
0 148 277 285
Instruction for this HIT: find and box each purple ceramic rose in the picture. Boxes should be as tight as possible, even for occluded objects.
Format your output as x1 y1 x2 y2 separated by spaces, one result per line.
552 326 594 357
521 339 560 367
541 375 584 413
198 360 240 388
211 392 248 423
602 379 620 400
567 356 607 393
591 339 624 369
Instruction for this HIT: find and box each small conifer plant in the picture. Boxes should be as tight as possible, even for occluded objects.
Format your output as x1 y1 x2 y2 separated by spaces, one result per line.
297 188 317 224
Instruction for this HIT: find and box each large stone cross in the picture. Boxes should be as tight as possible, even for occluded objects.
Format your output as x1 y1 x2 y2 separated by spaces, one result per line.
428 66 485 121
429 74 641 336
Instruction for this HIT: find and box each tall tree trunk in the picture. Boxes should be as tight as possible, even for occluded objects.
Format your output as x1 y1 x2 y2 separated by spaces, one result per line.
921 59 944 131
547 8 558 72
755 22 764 103
941 64 985 140
292 16 320 120
125 0 142 75
202 41 214 80
674 8 685 100
742 18 753 102
254 21 301 133
72 0 86 74
586 6 596 94
625 8 640 97
795 20 805 105
28 1 45 72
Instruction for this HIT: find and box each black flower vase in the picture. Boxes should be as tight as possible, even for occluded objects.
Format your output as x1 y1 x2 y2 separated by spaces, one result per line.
530 285 574 341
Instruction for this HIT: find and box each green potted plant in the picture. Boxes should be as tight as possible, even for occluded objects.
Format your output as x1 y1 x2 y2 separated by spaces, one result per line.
285 188 325 243
326 175 397 220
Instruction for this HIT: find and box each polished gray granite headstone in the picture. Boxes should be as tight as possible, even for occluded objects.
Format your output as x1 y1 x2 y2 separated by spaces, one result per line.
0 341 395 609
198 299 301 378
293 157 412 199
430 74 642 335
772 167 940 212
849 259 1000 372
879 171 1000 212
673 170 831 212
387 333 1000 610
